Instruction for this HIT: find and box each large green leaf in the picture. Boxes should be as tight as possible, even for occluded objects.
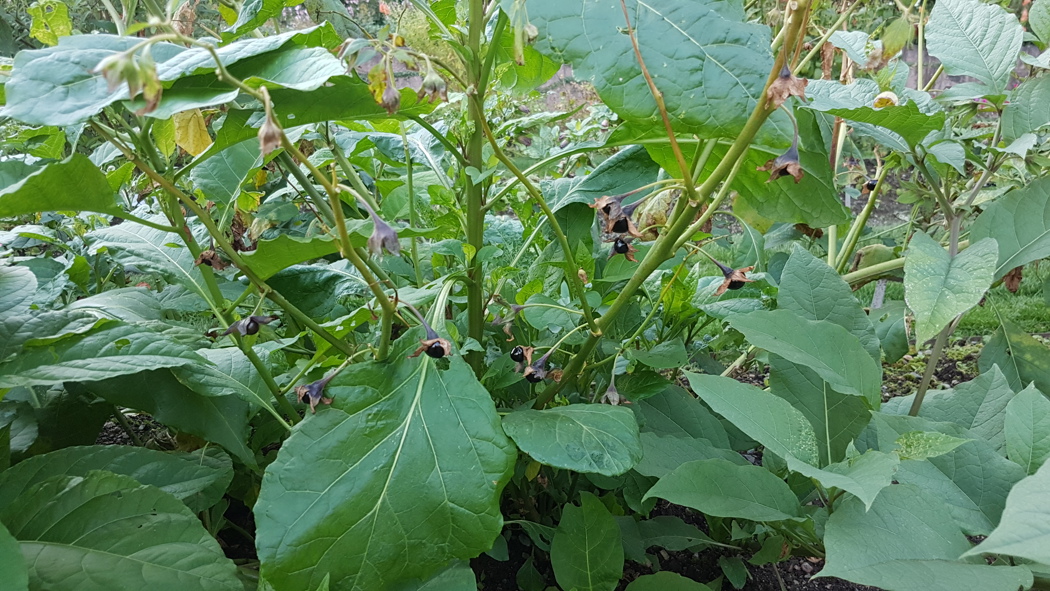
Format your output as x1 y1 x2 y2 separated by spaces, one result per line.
0 266 36 318
548 145 660 211
190 140 262 205
74 369 256 467
241 235 341 279
0 471 242 591
255 334 516 591
89 219 210 303
778 244 880 359
0 36 182 126
625 572 713 591
632 385 729 445
806 88 945 148
0 322 204 387
980 320 1050 394
634 431 747 478
769 356 872 466
0 445 232 513
727 310 882 404
785 449 899 510
925 0 1024 96
223 0 284 40
0 154 120 217
883 366 1016 452
0 522 27 591
502 404 642 476
644 458 801 522
904 233 998 344
551 492 623 591
1004 385 1050 474
0 309 110 363
66 287 164 322
971 177 1050 279
616 515 719 563
1032 0 1050 45
869 413 1026 534
820 483 1033 591
685 372 819 466
530 0 773 138
1001 75 1050 141
173 346 277 416
963 459 1050 563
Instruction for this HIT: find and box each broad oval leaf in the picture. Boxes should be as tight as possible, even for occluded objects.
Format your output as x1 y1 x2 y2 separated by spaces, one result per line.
0 471 242 591
1001 75 1050 141
904 233 998 344
925 0 1024 96
0 322 204 388
970 177 1050 279
963 459 1050 563
778 244 880 359
820 484 1033 591
685 372 819 466
1004 385 1050 474
644 458 801 522
241 235 341 279
626 572 713 591
727 309 882 404
551 492 623 591
883 366 1016 452
0 522 27 591
0 155 120 218
0 266 36 318
785 450 899 510
502 404 642 477
979 320 1050 394
531 0 773 138
0 445 232 513
255 338 516 591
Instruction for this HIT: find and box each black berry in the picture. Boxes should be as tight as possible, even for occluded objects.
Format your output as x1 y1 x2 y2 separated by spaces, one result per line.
525 372 543 383
425 341 446 358
613 238 630 254
865 179 877 191
510 346 525 362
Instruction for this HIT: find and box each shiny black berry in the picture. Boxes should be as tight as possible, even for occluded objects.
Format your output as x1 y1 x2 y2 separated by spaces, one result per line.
425 341 446 358
865 178 878 191
613 238 630 254
510 346 525 363
611 218 629 233
525 372 543 383
727 280 746 290
244 318 260 335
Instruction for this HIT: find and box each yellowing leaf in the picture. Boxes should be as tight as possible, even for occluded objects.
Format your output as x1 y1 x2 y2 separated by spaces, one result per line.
173 109 212 156
28 0 72 46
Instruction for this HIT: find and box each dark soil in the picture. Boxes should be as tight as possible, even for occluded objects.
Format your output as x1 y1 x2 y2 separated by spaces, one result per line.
94 413 169 446
881 340 981 401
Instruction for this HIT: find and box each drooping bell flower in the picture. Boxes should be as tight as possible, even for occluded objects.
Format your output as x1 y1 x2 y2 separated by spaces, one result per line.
698 250 755 296
590 188 650 238
758 106 804 183
402 302 453 359
523 350 551 383
295 372 336 413
609 237 638 262
355 197 401 257
222 315 279 337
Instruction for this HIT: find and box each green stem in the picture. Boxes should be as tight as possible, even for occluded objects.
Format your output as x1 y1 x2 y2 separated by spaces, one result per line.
908 322 951 416
401 122 425 287
404 114 468 168
841 257 905 285
99 0 126 35
463 0 489 375
793 0 863 75
836 167 888 272
276 151 336 226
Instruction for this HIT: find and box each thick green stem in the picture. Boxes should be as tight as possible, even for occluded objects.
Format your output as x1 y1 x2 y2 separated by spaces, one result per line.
909 322 951 416
401 123 425 287
463 0 490 375
841 257 905 285
276 151 336 226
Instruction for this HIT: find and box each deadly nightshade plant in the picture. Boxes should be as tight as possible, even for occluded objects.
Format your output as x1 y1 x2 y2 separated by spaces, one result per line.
295 372 336 413
758 106 803 183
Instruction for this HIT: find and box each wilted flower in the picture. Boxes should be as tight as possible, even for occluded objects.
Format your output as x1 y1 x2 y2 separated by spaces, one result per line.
418 69 448 104
195 249 227 270
591 190 647 238
609 237 638 262
257 114 282 156
699 251 755 296
93 51 139 95
523 351 550 383
600 383 628 406
766 65 808 109
222 315 279 337
295 372 336 413
367 215 401 257
758 135 803 183
380 78 401 114
493 304 525 341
